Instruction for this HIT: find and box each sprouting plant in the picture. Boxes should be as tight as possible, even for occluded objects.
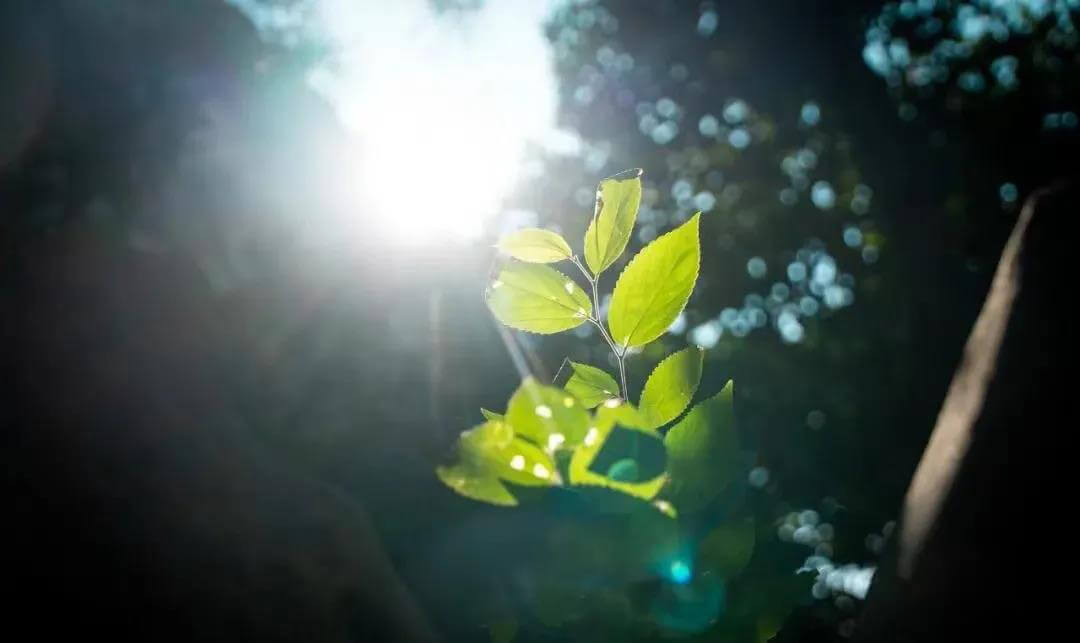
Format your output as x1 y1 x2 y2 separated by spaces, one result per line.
434 169 817 640
435 168 739 517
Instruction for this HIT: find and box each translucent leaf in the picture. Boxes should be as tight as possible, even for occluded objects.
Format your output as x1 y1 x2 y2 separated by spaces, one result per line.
506 377 590 448
436 463 517 506
662 380 738 512
460 420 560 487
495 228 573 264
592 398 653 432
569 401 666 501
699 518 755 579
608 213 700 349
485 263 591 334
584 168 643 276
639 346 704 429
480 408 503 422
563 361 620 408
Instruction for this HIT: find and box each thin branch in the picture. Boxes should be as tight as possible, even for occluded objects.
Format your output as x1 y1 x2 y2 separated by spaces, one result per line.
616 346 629 403
552 356 571 386
570 255 629 400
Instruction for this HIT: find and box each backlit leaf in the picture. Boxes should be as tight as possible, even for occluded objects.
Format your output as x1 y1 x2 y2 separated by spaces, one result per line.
436 463 517 506
480 408 503 422
460 420 560 487
663 380 738 512
496 228 573 264
639 346 704 429
569 401 666 501
485 263 591 334
583 168 643 276
563 361 620 408
608 213 700 350
506 377 590 448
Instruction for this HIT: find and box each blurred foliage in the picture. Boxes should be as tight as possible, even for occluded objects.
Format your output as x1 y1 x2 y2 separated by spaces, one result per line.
863 0 1080 125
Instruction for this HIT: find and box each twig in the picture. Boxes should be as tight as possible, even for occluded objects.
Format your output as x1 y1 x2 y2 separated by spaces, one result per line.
569 256 629 400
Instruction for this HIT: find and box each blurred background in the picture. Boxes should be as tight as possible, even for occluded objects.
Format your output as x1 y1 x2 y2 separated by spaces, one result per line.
4 1 1078 641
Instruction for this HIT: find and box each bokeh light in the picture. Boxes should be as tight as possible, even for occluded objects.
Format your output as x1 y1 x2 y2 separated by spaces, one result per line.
863 0 1080 125
669 560 692 585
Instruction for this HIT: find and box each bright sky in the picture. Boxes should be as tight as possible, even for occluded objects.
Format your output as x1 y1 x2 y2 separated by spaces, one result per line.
231 0 572 244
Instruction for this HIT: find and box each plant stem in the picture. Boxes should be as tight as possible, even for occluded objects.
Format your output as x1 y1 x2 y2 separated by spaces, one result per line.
615 344 629 403
571 257 629 400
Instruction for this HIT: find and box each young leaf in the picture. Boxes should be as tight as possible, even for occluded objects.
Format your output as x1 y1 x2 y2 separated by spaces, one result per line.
569 401 666 501
495 228 574 264
460 420 560 487
608 213 700 350
485 262 591 334
698 518 756 579
435 418 562 505
506 377 590 448
563 361 620 408
638 347 704 429
583 168 643 276
436 463 517 506
662 380 738 512
480 408 503 422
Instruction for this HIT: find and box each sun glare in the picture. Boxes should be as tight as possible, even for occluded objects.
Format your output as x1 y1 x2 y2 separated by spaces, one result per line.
308 0 564 245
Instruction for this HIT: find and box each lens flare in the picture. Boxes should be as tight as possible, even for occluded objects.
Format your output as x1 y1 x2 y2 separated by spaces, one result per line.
669 560 692 584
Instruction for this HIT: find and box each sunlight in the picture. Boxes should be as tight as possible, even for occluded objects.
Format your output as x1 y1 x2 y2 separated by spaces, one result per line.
308 0 566 244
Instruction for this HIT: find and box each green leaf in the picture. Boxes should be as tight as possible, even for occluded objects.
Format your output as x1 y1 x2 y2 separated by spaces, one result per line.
436 419 561 506
663 380 738 512
569 401 666 501
699 518 755 579
460 420 560 487
480 408 503 422
495 228 573 264
485 263 591 334
506 377 590 448
563 361 620 408
592 398 654 433
436 463 517 506
608 213 701 350
583 168 643 276
639 346 704 429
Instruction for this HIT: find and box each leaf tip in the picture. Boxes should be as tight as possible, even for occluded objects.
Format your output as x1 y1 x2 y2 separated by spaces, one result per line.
605 167 644 182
